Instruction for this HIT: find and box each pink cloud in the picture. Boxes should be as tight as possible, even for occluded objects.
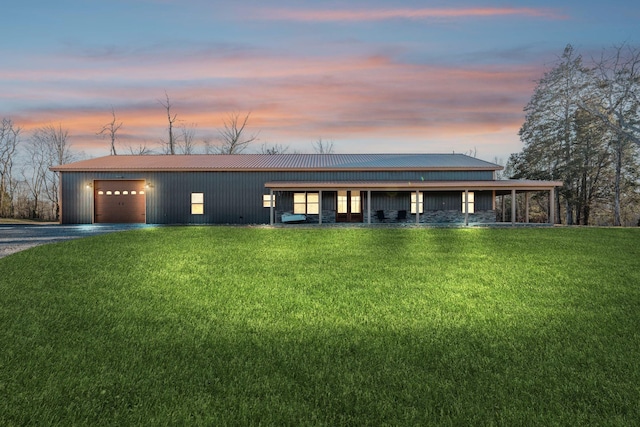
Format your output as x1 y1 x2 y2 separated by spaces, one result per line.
255 7 567 22
2 48 538 158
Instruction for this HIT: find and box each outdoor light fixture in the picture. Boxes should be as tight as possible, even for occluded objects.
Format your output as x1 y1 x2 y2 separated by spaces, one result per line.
145 182 154 189
85 182 93 189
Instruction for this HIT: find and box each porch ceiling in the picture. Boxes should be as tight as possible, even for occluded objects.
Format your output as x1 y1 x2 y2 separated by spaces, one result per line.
264 180 563 192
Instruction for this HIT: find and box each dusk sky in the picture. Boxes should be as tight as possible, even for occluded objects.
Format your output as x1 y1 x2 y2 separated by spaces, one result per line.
2 1 638 162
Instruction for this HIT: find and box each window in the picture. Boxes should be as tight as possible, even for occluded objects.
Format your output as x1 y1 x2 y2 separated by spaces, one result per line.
263 194 276 208
191 192 204 215
462 192 475 214
351 193 361 214
337 191 348 214
411 192 424 214
294 192 319 214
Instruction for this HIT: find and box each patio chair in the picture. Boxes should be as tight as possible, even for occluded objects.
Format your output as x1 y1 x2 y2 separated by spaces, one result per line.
397 210 407 221
376 210 388 222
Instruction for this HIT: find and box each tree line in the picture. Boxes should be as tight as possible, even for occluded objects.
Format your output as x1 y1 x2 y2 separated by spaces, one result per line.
507 44 640 226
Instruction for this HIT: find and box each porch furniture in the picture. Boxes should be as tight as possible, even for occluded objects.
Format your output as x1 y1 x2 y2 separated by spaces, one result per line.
397 210 407 221
281 213 307 223
376 210 388 222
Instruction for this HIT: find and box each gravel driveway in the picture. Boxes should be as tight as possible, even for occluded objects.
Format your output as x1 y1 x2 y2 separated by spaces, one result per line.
0 224 157 259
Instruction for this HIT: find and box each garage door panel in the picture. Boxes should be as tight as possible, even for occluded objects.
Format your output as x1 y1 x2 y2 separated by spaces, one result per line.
95 180 146 223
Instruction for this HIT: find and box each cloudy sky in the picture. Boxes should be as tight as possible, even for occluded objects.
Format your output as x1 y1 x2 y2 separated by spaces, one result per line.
1 0 638 161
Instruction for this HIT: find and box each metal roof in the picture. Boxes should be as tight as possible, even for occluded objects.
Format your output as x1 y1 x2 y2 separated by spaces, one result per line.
51 153 502 172
264 180 563 191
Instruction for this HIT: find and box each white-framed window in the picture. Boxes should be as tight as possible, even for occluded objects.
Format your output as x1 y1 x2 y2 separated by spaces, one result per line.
294 192 319 214
263 194 276 208
462 192 475 214
411 192 424 214
191 192 204 215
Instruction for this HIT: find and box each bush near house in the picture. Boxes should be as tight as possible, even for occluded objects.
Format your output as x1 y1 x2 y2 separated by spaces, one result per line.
1 227 639 425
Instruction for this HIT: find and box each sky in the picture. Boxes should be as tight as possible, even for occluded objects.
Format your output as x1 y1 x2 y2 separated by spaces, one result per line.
1 0 638 163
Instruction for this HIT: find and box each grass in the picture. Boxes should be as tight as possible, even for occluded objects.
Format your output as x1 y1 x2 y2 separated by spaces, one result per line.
1 227 639 426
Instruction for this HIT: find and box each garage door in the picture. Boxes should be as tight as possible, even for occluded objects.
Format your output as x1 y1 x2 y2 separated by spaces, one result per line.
94 180 146 223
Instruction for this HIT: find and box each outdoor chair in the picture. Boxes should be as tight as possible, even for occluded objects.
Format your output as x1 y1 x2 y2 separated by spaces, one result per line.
397 210 407 221
376 210 388 222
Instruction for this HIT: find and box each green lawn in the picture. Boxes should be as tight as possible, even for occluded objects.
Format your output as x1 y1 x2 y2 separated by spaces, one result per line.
1 227 639 426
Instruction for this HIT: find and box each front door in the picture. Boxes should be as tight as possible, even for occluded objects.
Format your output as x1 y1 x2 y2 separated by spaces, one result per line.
336 191 363 222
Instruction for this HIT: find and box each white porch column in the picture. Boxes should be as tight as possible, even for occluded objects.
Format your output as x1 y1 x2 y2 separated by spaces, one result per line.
367 190 371 224
415 190 420 224
525 192 530 223
318 190 323 224
464 189 469 226
269 189 274 225
549 187 555 224
502 195 506 222
511 189 516 226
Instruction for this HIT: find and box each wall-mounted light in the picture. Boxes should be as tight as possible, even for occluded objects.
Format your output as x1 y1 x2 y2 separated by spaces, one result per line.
145 182 154 189
85 182 93 189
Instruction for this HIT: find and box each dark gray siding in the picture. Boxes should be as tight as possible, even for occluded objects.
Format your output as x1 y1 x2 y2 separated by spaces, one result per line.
424 191 492 211
59 169 495 224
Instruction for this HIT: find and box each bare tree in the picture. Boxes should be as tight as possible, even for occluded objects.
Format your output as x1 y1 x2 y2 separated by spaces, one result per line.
213 112 258 154
579 44 640 147
178 123 197 154
158 91 177 155
579 44 640 225
28 124 75 220
202 137 214 154
97 107 123 155
125 142 153 155
0 118 20 217
259 142 290 154
22 140 48 219
312 137 334 154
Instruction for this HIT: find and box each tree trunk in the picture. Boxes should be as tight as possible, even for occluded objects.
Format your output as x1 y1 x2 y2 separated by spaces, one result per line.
614 138 622 226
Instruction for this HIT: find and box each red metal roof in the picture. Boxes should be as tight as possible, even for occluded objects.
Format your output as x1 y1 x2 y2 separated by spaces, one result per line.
51 153 503 172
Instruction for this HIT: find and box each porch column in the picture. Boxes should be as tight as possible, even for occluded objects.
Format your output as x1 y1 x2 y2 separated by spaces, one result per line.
464 189 469 226
269 189 274 225
367 190 371 224
549 187 555 224
502 195 506 222
525 192 530 223
492 190 496 211
415 190 420 224
318 190 323 224
511 188 516 225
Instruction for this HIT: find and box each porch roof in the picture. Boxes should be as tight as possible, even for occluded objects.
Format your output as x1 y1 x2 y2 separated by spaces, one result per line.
264 180 563 192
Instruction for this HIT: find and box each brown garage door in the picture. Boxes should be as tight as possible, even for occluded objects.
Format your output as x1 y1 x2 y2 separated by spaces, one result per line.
95 180 146 223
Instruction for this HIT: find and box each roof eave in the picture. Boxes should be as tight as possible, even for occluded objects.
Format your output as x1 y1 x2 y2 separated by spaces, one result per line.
50 166 502 173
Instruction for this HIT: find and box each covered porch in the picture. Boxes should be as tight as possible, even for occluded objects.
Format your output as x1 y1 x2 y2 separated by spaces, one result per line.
265 180 563 226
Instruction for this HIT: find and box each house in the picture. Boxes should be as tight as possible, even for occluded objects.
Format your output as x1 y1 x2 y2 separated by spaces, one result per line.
50 153 562 225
